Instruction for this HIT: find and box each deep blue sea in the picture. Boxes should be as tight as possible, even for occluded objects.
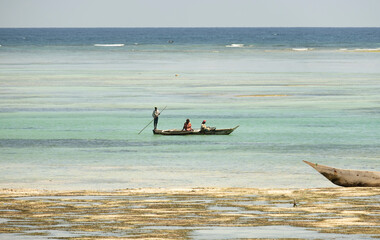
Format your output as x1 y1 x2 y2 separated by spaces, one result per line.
1 28 379 48
0 28 379 190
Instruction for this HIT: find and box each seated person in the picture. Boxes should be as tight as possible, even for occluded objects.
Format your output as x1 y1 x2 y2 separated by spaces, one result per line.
182 119 193 131
200 120 216 132
201 120 210 131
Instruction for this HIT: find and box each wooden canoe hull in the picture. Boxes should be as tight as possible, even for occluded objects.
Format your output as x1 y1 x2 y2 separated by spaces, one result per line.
153 126 239 135
304 160 380 187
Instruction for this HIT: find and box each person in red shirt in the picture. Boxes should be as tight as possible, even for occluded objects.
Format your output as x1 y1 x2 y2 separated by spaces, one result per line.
182 119 193 131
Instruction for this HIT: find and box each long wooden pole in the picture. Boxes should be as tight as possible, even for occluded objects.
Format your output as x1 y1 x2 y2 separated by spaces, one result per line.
138 106 167 134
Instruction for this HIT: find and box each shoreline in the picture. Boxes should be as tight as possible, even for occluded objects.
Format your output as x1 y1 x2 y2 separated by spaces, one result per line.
1 187 379 239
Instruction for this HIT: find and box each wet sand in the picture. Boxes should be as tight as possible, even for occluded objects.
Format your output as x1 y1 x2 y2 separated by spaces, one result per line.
0 187 379 239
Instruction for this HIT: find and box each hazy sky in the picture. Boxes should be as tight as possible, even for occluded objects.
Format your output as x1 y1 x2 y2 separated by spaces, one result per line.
1 0 379 28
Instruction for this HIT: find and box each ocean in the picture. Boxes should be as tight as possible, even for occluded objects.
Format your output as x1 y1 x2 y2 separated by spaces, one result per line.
0 28 379 190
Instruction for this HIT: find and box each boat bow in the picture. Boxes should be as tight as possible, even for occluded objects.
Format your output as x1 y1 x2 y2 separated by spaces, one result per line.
304 160 380 187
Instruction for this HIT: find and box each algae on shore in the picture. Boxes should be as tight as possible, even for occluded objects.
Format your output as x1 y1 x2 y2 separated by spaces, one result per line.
0 187 379 239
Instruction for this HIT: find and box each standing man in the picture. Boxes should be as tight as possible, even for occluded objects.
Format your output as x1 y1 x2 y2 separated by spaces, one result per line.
152 107 160 130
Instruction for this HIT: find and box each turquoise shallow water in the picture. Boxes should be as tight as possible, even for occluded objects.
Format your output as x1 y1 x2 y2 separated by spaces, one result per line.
0 28 379 190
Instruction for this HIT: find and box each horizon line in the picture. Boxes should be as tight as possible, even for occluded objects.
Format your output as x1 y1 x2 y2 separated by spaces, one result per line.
1 26 379 29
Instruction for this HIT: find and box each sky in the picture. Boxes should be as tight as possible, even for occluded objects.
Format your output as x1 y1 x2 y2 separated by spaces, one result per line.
0 0 379 28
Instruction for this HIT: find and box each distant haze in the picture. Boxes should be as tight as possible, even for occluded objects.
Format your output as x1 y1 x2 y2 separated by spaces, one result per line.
0 0 380 28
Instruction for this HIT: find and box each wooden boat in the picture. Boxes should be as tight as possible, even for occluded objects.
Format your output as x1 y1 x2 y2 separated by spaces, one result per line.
153 125 239 135
303 160 380 187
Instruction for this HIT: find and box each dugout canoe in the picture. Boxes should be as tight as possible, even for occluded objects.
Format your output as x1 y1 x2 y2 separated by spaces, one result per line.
303 160 380 187
153 125 239 135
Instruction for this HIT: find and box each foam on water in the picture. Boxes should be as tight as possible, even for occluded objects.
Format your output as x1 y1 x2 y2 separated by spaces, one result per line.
225 43 244 48
353 48 380 52
94 43 125 47
292 47 313 51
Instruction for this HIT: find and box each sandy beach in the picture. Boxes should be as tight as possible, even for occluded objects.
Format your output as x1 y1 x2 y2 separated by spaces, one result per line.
1 187 379 239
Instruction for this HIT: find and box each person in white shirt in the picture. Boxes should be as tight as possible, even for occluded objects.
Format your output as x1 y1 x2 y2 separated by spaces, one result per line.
152 107 160 130
201 120 210 132
201 120 216 132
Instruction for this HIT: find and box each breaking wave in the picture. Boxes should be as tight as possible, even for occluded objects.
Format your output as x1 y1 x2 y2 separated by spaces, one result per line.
226 43 244 48
291 48 313 51
94 44 125 47
351 48 380 52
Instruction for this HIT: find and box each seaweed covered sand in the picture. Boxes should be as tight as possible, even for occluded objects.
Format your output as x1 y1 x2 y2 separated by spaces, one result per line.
0 187 379 239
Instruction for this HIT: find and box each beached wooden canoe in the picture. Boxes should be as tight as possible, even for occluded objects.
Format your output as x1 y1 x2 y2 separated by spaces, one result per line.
153 125 239 135
303 160 380 187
